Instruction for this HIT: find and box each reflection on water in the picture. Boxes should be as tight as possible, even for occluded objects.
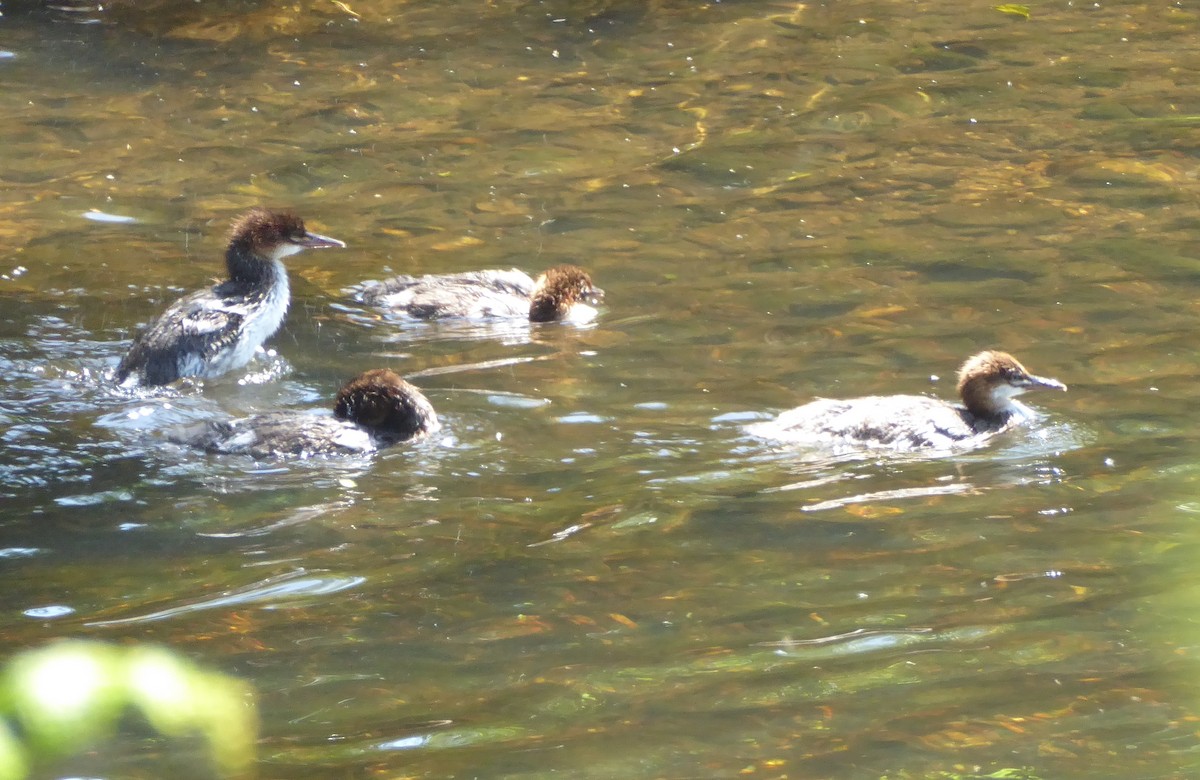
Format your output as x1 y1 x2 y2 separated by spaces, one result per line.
89 569 369 626
2 0 1200 777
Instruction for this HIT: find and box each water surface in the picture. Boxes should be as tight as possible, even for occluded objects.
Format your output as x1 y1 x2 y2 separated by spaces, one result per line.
2 1 1200 777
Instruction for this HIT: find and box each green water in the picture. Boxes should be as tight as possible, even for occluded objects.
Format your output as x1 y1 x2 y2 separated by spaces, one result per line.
3 1 1200 777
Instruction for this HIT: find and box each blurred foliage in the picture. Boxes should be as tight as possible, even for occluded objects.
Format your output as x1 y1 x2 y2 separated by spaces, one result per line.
994 4 1032 19
0 641 256 780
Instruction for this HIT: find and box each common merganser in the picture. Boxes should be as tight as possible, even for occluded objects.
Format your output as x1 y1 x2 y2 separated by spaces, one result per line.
115 208 345 386
746 350 1067 451
172 368 439 457
357 264 603 323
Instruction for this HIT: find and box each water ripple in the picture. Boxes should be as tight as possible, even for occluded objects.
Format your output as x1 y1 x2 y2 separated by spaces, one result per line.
87 570 366 627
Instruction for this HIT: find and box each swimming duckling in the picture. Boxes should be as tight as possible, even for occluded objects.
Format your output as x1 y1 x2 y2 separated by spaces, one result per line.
358 264 603 323
747 350 1066 451
173 369 438 458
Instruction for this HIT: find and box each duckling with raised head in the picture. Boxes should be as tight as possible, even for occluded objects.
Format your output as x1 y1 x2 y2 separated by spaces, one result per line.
116 208 345 386
747 350 1067 451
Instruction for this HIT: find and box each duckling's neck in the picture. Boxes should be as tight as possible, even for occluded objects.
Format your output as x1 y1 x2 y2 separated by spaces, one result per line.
226 245 283 287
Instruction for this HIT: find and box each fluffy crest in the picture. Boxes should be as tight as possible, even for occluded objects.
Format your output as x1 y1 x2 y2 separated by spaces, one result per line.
333 369 439 442
528 264 604 322
228 208 310 251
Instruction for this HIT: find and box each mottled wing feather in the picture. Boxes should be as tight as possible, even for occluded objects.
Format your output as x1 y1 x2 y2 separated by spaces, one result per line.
117 290 247 384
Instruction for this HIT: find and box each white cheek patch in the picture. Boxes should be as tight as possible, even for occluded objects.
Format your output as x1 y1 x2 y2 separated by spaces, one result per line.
563 302 598 324
271 242 305 261
987 382 1029 413
993 383 1026 399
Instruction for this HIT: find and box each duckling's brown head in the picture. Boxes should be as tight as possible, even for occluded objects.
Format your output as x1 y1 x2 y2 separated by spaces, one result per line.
333 369 439 443
227 208 345 264
528 264 604 322
956 350 1066 419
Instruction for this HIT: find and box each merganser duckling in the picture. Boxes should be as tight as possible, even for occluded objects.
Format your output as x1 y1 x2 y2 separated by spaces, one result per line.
115 208 345 386
746 350 1067 451
172 369 439 458
357 264 604 323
